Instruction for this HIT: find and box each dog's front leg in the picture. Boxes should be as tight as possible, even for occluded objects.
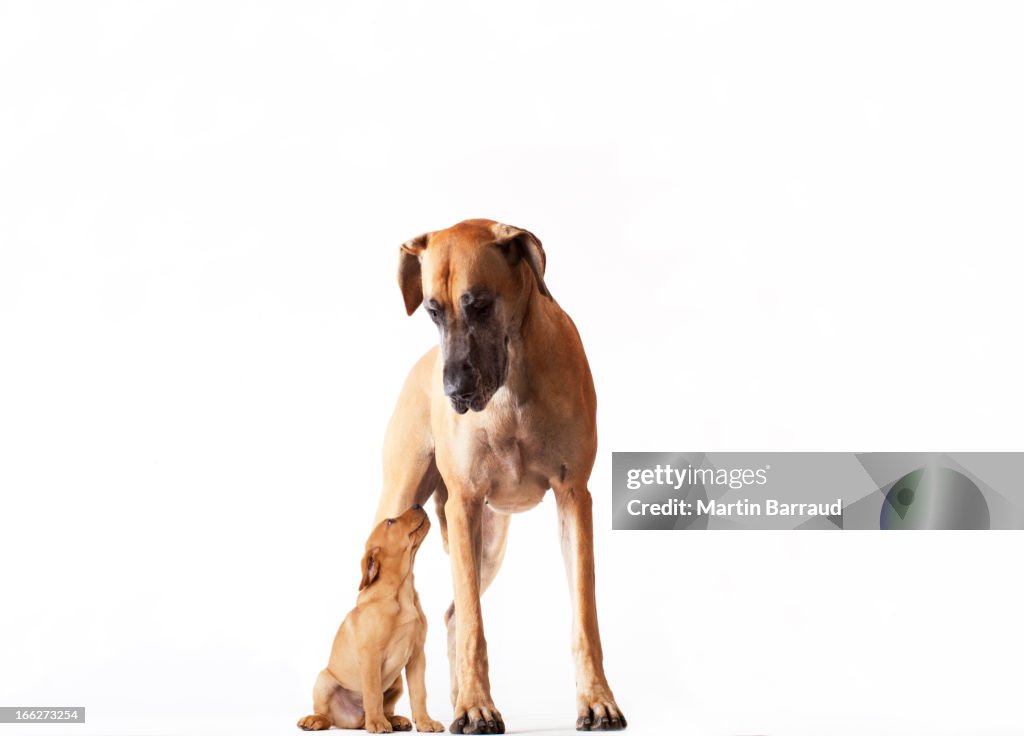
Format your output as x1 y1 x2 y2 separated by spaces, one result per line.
553 483 626 732
405 645 444 732
446 491 504 735
359 645 392 733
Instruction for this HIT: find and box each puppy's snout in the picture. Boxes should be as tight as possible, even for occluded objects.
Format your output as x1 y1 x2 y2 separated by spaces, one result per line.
443 361 475 399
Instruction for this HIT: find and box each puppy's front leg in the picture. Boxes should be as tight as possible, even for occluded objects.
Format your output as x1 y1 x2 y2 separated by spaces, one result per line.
405 645 444 732
359 645 392 733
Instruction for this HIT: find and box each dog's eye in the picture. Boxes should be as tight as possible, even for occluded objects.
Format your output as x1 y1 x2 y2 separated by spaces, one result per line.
425 305 442 324
466 301 493 319
386 519 395 526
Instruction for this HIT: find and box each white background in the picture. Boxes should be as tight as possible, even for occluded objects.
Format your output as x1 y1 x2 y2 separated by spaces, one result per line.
2 2 1023 735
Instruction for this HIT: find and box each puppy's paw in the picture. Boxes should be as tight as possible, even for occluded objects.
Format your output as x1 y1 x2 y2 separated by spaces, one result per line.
575 686 626 731
365 715 394 733
297 714 332 731
389 715 413 731
415 717 445 732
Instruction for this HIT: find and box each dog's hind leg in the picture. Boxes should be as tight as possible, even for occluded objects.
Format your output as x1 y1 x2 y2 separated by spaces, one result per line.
376 347 440 523
444 506 510 707
434 478 449 551
297 669 363 731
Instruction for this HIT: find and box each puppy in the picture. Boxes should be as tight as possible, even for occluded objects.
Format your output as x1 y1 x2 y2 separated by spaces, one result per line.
298 505 444 733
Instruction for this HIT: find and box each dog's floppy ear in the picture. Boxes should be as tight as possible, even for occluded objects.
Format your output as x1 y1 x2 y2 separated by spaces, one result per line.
491 223 551 299
398 233 429 315
359 546 381 590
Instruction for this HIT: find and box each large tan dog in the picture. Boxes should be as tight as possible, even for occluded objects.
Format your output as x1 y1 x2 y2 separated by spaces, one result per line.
375 219 625 734
297 505 445 733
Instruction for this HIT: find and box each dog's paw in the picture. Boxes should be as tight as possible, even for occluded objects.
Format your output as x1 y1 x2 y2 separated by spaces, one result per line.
297 714 332 731
415 717 445 732
365 715 394 733
449 697 504 735
575 688 626 731
389 715 413 732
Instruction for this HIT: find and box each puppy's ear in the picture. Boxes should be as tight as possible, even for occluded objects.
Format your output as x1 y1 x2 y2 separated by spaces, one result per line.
398 233 429 315
359 546 381 590
491 223 551 299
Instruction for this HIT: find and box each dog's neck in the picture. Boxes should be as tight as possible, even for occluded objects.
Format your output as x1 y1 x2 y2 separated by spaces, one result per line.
503 278 561 401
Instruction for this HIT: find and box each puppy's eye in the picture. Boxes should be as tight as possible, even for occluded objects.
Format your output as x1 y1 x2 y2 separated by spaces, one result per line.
425 305 442 324
467 301 493 319
386 519 395 526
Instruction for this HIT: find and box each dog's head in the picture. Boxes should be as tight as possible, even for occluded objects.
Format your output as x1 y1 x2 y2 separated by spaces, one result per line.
359 505 430 591
397 219 551 414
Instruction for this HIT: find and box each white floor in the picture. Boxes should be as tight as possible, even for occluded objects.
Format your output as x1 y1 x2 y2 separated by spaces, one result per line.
4 713 1022 736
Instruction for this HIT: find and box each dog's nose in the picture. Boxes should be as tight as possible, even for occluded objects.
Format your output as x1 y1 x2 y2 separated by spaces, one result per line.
411 503 422 511
443 361 475 399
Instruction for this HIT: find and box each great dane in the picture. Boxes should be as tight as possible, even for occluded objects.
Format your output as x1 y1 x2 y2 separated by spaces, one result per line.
374 219 625 734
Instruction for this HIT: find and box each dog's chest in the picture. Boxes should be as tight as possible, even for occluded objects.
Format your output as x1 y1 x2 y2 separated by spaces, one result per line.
381 616 421 683
468 404 557 513
381 639 413 683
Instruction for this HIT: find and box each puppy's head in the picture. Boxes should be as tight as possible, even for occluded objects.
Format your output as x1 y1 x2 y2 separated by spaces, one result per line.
359 504 430 591
397 219 551 415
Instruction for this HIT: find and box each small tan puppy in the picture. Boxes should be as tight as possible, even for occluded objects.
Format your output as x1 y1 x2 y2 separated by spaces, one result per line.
298 505 444 733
